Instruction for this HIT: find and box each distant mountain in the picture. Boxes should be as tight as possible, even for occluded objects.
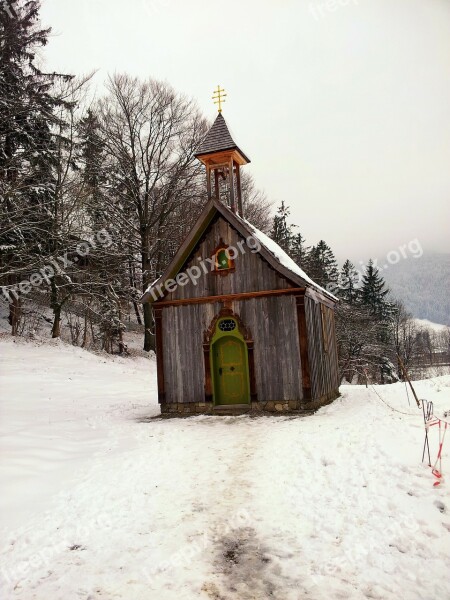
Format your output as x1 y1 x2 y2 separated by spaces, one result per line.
382 252 450 325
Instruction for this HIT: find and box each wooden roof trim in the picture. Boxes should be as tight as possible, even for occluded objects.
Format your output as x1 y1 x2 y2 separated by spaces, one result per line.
195 147 250 166
305 287 336 309
141 200 217 303
153 287 307 308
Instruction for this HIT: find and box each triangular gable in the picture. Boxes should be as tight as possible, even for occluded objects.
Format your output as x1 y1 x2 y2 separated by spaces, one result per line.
141 199 337 304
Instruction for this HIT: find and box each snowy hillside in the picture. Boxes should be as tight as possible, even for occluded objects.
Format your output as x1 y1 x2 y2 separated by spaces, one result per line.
1 335 449 600
415 318 449 333
383 252 450 325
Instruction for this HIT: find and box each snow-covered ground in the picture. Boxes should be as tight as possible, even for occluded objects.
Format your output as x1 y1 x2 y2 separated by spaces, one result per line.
1 335 449 600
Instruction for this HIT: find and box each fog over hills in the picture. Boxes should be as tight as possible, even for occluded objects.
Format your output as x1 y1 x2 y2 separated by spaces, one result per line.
383 252 450 326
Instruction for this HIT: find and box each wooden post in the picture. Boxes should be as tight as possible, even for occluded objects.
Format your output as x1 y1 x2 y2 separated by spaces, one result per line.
397 354 421 408
296 296 312 400
203 342 213 401
154 307 165 404
206 165 212 200
214 169 220 200
228 159 236 213
247 340 257 400
235 163 243 218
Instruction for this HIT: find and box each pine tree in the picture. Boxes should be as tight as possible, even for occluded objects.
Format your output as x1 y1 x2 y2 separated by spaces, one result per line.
99 287 126 354
290 232 309 268
270 201 294 254
360 260 390 317
0 0 72 333
79 108 107 229
339 259 359 304
358 260 398 382
307 240 339 290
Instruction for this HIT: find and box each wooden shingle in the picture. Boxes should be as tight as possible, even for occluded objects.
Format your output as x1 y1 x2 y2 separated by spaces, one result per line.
194 113 250 163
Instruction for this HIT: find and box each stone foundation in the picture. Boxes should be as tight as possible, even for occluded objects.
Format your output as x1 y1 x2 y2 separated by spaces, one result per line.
160 390 339 417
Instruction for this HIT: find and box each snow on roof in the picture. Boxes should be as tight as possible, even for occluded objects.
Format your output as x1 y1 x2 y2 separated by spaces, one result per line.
239 216 338 301
145 277 161 296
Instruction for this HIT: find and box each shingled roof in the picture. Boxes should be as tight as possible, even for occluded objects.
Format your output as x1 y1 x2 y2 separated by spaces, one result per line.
194 113 251 163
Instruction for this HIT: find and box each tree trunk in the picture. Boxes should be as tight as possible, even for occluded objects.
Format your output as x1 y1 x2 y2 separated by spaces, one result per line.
397 357 403 381
141 231 155 352
117 302 125 354
129 259 143 325
90 316 96 347
81 308 88 348
7 274 20 335
133 301 143 326
50 278 62 338
51 304 61 338
9 295 21 336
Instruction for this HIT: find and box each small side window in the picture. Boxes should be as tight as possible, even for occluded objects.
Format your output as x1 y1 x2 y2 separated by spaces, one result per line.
213 240 235 275
216 248 231 270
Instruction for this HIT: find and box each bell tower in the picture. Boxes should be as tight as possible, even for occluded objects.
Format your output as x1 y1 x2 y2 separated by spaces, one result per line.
194 86 250 218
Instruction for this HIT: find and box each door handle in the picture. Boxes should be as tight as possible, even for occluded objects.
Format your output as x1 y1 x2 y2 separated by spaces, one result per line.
219 367 222 376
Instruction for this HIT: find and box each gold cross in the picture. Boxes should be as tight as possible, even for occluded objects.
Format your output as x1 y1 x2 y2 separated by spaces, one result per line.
212 85 227 113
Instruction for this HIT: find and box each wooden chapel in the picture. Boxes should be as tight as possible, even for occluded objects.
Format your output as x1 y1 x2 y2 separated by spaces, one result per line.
142 94 340 415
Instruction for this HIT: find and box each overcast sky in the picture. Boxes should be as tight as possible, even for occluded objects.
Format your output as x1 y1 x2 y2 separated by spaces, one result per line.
40 0 450 264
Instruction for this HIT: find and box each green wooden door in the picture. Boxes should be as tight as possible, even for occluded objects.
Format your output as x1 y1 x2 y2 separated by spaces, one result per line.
211 319 250 405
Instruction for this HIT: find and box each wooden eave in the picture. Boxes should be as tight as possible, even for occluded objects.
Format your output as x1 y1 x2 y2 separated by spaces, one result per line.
153 288 307 308
195 147 250 166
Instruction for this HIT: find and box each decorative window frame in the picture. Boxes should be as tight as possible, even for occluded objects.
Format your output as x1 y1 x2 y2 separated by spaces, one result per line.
211 239 236 276
203 307 257 402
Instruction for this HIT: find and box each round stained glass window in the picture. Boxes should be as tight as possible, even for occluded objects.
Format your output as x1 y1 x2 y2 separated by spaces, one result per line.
218 319 236 332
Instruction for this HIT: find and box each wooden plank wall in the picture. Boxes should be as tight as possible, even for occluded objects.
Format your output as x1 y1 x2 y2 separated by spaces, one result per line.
162 302 219 404
304 297 340 399
161 296 303 404
237 296 302 402
164 216 293 301
158 212 339 405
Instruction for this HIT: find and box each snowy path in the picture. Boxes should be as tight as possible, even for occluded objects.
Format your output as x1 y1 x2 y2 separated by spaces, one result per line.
1 336 450 599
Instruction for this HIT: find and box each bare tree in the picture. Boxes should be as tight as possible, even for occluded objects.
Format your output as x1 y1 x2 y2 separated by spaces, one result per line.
335 301 390 383
240 172 273 233
390 299 418 376
96 74 208 350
